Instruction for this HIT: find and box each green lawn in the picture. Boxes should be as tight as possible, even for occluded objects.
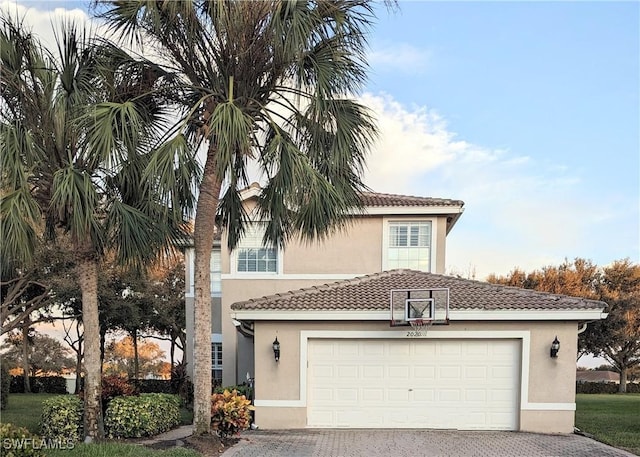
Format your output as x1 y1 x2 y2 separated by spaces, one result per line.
47 443 201 457
0 393 58 433
575 393 640 455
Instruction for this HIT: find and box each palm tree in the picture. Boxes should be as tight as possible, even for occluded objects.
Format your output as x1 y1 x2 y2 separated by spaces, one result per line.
0 15 195 439
99 0 379 434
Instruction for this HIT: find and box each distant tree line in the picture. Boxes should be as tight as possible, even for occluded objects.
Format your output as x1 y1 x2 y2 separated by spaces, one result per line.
488 258 640 392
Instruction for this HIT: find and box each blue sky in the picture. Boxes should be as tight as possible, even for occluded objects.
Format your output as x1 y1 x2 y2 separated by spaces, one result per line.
362 1 639 278
3 0 639 280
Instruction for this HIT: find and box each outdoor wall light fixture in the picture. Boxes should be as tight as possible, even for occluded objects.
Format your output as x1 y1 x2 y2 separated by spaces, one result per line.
550 336 560 358
272 337 280 362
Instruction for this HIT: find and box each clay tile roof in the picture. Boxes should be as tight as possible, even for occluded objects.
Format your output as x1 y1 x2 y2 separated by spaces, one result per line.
575 371 619 383
230 269 606 312
359 192 464 208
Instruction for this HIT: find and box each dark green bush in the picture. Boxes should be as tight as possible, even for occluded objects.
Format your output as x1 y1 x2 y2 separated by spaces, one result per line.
1 361 10 409
40 395 83 442
576 381 640 394
134 379 174 394
0 423 46 457
171 363 194 407
9 376 67 394
104 393 181 438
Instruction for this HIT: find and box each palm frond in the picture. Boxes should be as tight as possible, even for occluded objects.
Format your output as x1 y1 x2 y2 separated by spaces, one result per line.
0 188 41 274
50 166 100 240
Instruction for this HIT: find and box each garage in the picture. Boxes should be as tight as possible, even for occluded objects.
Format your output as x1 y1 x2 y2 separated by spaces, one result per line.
307 338 520 430
232 269 607 432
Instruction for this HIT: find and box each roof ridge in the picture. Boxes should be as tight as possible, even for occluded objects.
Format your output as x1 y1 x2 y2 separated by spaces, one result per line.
231 269 608 312
362 190 449 200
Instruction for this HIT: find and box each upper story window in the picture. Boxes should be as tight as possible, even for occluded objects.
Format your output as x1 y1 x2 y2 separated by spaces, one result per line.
236 223 278 273
386 221 432 272
210 250 221 294
186 248 221 297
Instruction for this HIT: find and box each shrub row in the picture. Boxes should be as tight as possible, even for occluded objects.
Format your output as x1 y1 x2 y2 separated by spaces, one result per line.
104 393 182 438
576 381 640 394
41 396 83 442
134 379 175 394
40 393 182 440
9 376 67 394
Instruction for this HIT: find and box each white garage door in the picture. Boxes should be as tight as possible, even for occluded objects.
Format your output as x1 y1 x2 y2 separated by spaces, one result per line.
307 338 520 430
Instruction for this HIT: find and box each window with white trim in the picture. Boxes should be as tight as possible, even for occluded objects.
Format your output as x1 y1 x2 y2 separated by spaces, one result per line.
187 248 221 296
387 221 432 271
211 342 222 383
235 223 278 273
210 250 221 295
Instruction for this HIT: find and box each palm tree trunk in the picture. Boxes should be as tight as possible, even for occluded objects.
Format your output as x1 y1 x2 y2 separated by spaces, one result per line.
192 150 222 435
21 322 31 393
76 250 104 441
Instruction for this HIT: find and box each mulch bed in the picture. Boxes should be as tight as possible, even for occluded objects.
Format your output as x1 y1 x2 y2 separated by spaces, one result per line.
144 434 239 456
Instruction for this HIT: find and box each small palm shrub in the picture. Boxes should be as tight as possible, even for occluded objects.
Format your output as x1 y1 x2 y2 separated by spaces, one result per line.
210 389 254 438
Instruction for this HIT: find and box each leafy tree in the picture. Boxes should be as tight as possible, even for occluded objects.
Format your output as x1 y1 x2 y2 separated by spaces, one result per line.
0 16 193 439
581 259 640 392
0 331 75 376
100 0 380 434
488 258 640 392
1 241 77 336
145 259 187 368
103 336 166 379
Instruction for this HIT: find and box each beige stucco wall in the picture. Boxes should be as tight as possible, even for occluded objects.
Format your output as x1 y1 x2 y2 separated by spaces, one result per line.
219 211 452 384
220 214 451 275
250 320 579 434
282 217 382 274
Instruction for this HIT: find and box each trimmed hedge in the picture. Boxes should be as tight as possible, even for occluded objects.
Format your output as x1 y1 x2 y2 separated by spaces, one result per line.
576 381 640 394
134 379 174 394
9 376 67 394
104 393 181 438
0 423 46 457
40 395 83 442
1 362 10 409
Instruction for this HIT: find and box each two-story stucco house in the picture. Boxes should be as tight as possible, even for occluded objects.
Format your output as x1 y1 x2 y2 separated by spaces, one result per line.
184 183 607 434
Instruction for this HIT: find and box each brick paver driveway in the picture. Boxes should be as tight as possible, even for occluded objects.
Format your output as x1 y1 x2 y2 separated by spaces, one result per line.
222 429 636 457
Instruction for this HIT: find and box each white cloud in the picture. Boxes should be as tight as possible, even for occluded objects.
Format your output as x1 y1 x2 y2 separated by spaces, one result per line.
0 1 94 49
368 43 432 74
360 92 636 279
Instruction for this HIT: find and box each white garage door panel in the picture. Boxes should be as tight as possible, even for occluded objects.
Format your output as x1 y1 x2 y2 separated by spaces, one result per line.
307 339 520 430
